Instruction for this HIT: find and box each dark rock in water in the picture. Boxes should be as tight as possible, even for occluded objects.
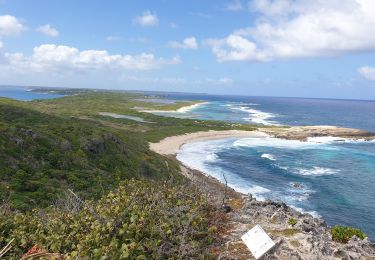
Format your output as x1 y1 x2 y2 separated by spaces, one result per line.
292 182 304 189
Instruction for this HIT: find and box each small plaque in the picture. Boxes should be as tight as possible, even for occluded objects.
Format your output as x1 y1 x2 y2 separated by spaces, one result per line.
241 225 275 259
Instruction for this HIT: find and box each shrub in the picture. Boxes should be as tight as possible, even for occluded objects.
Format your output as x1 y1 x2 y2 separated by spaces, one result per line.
331 226 367 243
288 218 297 226
0 179 222 258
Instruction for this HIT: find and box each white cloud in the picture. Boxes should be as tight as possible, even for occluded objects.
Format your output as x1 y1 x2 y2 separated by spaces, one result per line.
0 15 25 36
0 44 180 73
208 0 375 62
133 10 159 27
168 37 198 49
37 24 59 37
196 77 234 85
0 41 3 49
358 66 375 81
225 0 244 11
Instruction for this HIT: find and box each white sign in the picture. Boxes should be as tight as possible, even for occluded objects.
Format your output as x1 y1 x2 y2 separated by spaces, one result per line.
241 225 275 259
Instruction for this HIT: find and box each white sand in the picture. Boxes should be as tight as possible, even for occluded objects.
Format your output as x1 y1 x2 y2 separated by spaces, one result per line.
149 130 268 155
139 102 209 114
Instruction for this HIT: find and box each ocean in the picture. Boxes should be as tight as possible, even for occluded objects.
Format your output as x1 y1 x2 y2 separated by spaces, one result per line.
0 86 64 101
160 94 375 240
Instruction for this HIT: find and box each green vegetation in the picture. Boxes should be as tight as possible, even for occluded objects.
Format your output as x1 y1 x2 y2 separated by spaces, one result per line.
288 218 297 226
0 92 256 210
1 179 223 258
0 90 256 257
269 228 300 237
331 226 367 243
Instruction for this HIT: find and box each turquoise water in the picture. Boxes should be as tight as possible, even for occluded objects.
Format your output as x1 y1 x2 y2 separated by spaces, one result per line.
0 86 64 101
166 95 375 240
154 94 375 132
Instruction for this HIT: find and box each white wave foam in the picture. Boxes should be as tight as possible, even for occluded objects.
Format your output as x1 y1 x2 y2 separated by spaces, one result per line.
229 105 280 126
290 205 321 218
176 140 270 199
261 153 276 161
225 102 259 107
205 153 218 162
294 167 339 176
234 137 327 149
307 136 374 144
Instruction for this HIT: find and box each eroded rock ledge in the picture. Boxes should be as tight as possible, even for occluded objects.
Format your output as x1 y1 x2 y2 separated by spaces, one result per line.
220 198 375 259
260 126 375 141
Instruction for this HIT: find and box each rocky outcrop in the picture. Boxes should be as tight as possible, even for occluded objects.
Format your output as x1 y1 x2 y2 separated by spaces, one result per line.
180 165 375 259
218 197 375 259
260 126 375 141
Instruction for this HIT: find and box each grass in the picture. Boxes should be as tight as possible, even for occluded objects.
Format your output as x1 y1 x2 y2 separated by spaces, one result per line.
269 229 300 237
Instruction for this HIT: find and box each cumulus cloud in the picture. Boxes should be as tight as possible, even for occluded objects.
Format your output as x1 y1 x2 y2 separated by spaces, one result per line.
358 66 375 81
208 0 375 62
133 10 159 27
0 44 180 73
0 15 25 36
168 37 198 49
37 24 59 37
225 0 244 11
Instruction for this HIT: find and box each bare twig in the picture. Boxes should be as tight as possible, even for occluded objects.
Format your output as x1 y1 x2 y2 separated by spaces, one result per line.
222 173 228 207
68 189 106 224
0 238 14 258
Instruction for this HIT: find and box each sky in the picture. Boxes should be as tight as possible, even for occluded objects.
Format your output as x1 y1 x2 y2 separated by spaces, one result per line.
1 0 375 99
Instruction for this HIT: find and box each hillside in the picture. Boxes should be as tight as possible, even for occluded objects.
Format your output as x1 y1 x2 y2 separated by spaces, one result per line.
0 93 248 210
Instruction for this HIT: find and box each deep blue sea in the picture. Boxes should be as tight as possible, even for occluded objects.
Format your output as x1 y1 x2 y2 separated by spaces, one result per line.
156 94 375 240
0 86 63 101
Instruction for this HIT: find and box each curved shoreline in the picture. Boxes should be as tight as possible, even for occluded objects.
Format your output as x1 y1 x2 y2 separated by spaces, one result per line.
149 130 268 155
139 101 209 114
149 126 375 156
149 127 375 258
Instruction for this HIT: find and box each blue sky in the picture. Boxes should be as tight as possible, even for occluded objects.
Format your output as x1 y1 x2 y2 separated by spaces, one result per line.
1 0 375 99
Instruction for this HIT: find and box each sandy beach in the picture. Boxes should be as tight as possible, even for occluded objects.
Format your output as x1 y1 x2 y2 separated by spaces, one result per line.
149 130 268 155
139 101 209 114
149 126 375 155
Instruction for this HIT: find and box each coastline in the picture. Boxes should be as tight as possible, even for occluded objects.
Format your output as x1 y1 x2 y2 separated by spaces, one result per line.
138 101 209 114
149 130 268 155
150 125 375 156
149 127 375 258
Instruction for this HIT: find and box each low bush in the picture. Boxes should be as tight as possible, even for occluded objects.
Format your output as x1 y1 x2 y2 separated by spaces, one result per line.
0 179 222 258
331 226 367 243
288 218 297 226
